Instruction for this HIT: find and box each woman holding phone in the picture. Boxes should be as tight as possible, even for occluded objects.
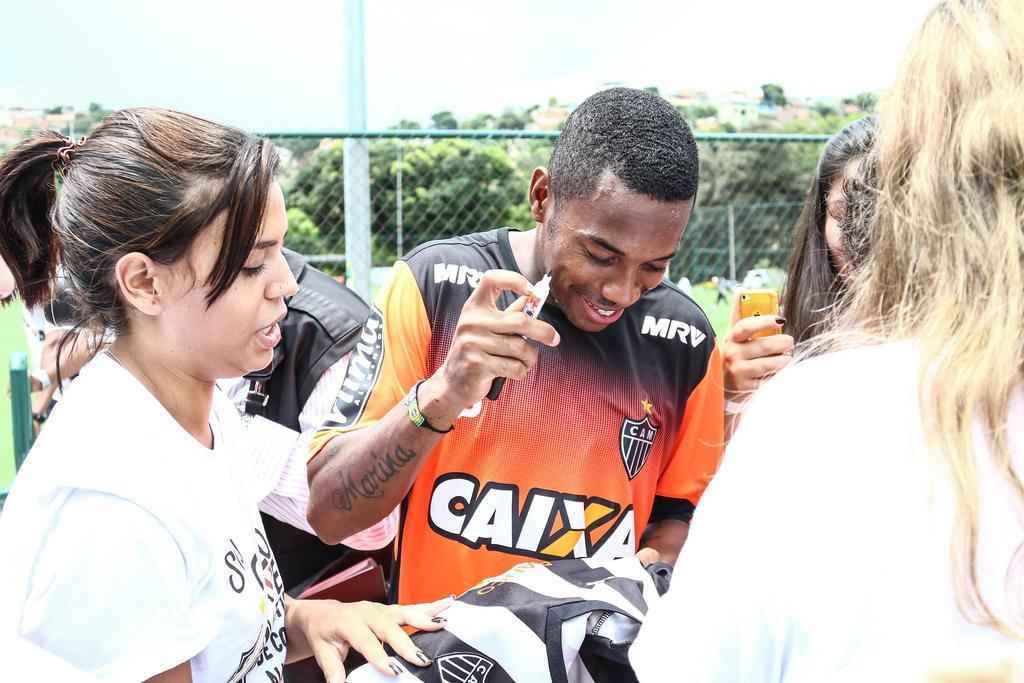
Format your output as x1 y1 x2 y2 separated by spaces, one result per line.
721 117 877 420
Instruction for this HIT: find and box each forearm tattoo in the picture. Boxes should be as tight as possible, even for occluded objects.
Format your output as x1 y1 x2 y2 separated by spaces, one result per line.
331 444 418 512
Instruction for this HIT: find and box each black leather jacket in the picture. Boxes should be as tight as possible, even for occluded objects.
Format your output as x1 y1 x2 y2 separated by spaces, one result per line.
244 249 369 429
243 249 370 592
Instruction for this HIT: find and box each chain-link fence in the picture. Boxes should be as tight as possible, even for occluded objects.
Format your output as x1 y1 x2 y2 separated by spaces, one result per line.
266 130 830 289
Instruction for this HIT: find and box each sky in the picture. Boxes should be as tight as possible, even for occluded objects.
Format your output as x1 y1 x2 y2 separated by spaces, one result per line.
1 0 939 132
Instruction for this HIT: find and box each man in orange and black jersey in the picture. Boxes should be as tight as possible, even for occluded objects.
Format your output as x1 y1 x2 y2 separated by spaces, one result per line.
307 88 725 605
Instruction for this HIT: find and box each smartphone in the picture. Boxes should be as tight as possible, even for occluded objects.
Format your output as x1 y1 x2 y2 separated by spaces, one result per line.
738 289 780 339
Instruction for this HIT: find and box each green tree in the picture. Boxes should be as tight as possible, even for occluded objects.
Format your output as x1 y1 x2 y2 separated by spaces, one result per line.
71 102 111 136
283 207 326 255
495 109 529 130
461 113 496 130
760 83 787 107
851 92 879 112
672 136 820 282
390 119 422 130
286 138 531 265
430 111 458 129
812 102 838 118
679 104 718 121
780 109 862 135
643 85 661 96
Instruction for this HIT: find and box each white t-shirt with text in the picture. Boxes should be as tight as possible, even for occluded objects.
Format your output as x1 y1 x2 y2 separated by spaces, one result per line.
631 342 1023 681
0 353 288 682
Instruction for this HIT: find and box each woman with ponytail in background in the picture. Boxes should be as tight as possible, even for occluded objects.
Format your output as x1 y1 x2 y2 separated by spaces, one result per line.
0 109 446 682
633 1 1024 679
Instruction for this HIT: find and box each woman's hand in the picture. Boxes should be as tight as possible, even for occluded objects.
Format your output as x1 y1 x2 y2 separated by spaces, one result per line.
721 297 794 397
286 596 453 682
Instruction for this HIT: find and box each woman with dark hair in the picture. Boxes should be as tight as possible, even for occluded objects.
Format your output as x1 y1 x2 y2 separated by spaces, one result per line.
0 109 445 682
721 116 876 418
782 115 877 344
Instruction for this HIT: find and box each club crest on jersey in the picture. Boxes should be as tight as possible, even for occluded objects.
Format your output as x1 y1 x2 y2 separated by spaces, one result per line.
438 653 494 683
620 407 658 480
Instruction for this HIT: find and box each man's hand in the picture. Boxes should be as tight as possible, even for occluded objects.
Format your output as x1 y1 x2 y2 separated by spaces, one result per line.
722 296 794 396
307 270 560 544
419 270 560 425
638 519 689 567
636 547 661 567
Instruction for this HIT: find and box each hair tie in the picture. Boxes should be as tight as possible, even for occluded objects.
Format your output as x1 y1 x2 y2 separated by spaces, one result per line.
55 135 88 174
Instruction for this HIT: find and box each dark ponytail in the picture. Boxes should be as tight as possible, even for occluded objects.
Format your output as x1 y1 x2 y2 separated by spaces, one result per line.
0 108 278 336
0 131 67 308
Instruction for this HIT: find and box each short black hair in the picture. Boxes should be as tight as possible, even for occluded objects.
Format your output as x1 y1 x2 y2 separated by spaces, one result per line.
549 87 699 205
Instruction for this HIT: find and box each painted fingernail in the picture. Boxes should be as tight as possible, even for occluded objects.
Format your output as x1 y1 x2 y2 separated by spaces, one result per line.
389 661 403 676
416 650 432 666
775 317 786 325
431 616 447 624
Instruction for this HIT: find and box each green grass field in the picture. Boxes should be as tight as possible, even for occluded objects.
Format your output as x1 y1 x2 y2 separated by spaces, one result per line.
689 285 732 339
1 300 28 491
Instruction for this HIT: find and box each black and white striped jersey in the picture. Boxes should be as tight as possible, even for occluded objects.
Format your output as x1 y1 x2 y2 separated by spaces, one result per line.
349 557 671 683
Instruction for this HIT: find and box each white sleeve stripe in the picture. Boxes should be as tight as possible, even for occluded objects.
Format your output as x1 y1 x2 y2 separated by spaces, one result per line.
259 491 315 536
259 409 399 550
505 563 649 623
298 352 352 434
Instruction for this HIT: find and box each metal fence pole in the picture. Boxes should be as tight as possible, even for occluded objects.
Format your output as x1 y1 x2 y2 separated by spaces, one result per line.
343 0 371 300
10 352 34 470
396 141 404 259
728 204 737 282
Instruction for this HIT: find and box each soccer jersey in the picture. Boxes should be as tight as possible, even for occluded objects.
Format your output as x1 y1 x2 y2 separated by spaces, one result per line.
311 229 724 604
347 557 672 683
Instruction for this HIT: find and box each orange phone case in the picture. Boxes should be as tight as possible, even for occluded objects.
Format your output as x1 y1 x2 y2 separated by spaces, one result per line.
738 289 780 339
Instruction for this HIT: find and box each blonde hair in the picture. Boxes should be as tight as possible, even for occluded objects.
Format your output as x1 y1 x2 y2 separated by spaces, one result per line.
827 0 1024 638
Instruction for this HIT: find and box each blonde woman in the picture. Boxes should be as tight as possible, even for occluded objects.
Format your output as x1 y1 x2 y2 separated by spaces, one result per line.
631 0 1023 679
